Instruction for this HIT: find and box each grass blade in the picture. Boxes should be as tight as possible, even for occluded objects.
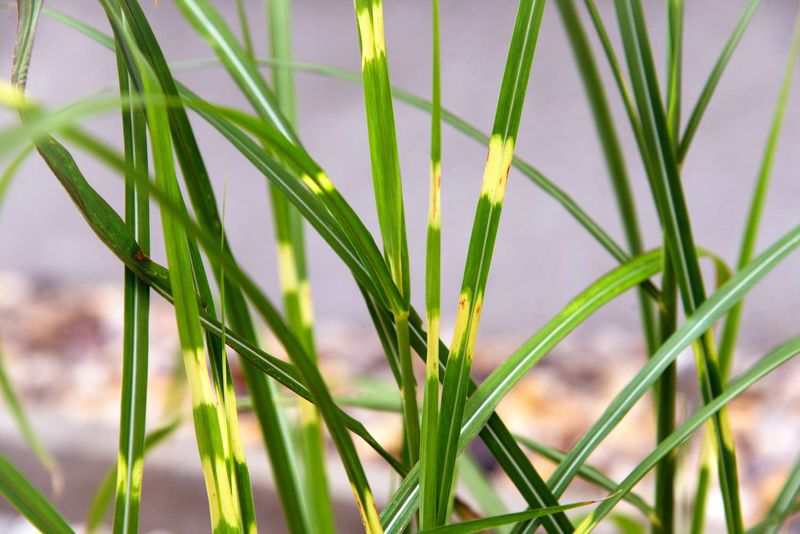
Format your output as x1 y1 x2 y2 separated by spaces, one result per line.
0 332 60 491
433 1 566 528
50 118 391 529
87 417 182 533
543 223 800 527
0 153 59 489
46 88 622 534
0 86 662 532
459 250 662 449
420 0 443 527
178 95 619 529
515 435 657 524
67 122 385 531
111 31 151 534
39 7 664 308
178 54 658 287
107 2 311 528
11 0 42 92
382 249 666 532
457 454 509 532
204 192 257 532
3 120 398 477
653 3 684 532
717 6 800 380
555 0 655 354
234 0 254 59
678 0 761 163
266 0 297 126
407 302 580 534
129 42 242 534
574 336 800 533
265 1 334 527
582 0 641 138
0 453 73 534
9 101 557 533
747 504 800 534
353 0 419 467
172 0 294 138
0 144 34 214
665 0 683 146
653 259 678 534
689 433 712 534
614 3 744 530
419 501 597 534
757 454 800 534
352 0 411 312
6 0 63 496
97 8 253 528
107 7 259 529
153 170 385 530
168 0 402 316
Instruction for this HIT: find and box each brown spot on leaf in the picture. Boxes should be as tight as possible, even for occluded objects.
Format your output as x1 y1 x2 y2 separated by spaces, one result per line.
133 250 148 262
501 163 511 184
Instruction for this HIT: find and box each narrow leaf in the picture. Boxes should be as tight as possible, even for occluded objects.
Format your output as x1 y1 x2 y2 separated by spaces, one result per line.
0 453 73 534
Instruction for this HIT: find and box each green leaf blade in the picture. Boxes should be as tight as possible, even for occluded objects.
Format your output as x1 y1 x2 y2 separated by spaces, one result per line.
0 453 73 534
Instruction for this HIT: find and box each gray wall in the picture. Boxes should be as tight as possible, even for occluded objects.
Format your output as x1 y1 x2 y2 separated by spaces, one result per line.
1 0 798 355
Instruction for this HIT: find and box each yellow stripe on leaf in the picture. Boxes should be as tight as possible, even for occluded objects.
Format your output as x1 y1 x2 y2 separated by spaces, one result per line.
277 242 299 292
356 8 376 63
299 280 315 327
479 135 515 206
429 160 441 230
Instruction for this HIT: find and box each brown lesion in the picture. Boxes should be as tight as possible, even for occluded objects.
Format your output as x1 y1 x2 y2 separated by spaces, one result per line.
500 163 511 186
133 249 148 262
458 294 468 310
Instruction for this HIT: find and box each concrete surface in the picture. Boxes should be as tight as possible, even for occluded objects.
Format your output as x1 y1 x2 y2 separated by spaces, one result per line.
1 1 799 351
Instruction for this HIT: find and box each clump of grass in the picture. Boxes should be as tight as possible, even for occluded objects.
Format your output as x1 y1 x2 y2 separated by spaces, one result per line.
2 1 800 533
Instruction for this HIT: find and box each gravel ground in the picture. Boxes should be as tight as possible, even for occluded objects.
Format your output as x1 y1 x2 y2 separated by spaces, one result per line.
0 273 799 532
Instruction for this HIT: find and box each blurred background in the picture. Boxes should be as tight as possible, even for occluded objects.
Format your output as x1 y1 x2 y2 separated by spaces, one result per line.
0 0 799 531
